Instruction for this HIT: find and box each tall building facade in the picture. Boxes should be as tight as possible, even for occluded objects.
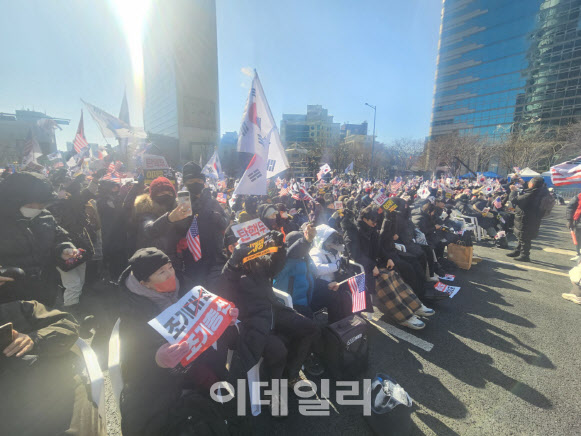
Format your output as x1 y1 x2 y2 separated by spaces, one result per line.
280 105 340 148
430 0 581 139
143 0 219 165
0 110 69 165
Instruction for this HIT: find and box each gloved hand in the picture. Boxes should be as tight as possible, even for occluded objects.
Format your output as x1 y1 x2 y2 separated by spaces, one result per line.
227 243 252 269
155 342 190 368
228 307 239 325
567 220 574 230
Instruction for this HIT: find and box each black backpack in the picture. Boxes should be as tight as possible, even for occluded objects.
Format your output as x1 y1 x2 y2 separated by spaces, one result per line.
538 185 556 218
322 314 368 380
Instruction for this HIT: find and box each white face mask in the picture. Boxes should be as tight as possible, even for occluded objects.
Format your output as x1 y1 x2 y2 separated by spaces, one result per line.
20 207 42 219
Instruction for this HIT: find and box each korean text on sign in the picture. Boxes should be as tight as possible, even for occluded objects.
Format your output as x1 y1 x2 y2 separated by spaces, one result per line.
148 287 234 366
373 193 388 206
231 218 270 244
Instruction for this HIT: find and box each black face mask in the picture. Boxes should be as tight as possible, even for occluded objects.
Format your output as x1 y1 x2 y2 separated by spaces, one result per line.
187 182 204 196
153 195 175 209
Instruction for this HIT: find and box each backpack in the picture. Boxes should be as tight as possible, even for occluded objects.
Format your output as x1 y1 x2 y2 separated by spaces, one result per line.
321 314 368 380
538 185 556 218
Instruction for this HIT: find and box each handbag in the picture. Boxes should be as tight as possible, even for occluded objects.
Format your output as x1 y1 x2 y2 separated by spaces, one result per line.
446 243 473 270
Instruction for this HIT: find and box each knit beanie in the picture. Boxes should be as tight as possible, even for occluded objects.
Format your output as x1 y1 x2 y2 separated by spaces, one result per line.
129 247 171 282
149 177 176 197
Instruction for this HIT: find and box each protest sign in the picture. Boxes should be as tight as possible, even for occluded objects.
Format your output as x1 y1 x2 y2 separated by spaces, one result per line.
148 287 234 366
217 192 227 204
143 154 170 170
434 281 460 298
242 234 279 263
334 201 343 210
144 168 177 186
373 193 388 206
383 198 398 212
441 274 456 282
231 218 270 244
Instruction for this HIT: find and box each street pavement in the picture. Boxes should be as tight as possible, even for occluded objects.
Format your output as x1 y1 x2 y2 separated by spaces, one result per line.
104 204 581 436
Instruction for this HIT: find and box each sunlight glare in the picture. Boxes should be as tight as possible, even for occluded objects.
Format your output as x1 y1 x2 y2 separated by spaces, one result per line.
108 0 151 106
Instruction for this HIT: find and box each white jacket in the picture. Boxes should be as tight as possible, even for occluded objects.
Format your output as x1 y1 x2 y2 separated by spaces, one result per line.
309 224 342 282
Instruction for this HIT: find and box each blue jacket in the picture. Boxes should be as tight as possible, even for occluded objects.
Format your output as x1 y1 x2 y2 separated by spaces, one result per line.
273 232 316 307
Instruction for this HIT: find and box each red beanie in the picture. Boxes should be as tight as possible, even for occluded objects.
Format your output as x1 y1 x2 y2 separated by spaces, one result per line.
149 177 176 197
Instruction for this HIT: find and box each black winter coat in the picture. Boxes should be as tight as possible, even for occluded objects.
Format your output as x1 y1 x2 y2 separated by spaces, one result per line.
206 246 288 372
117 268 187 436
342 217 380 293
509 187 543 239
0 300 79 436
97 194 128 255
48 186 96 257
0 209 74 305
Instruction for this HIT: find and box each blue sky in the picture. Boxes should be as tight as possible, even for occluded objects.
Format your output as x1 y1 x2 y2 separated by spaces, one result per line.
0 0 442 150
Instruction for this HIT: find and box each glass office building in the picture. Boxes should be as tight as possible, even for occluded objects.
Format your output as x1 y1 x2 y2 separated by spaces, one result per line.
142 0 219 164
430 0 581 139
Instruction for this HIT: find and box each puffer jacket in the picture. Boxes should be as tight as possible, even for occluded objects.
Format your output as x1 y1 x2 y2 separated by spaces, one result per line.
509 186 543 239
0 208 74 306
132 194 178 258
0 300 79 436
309 224 342 282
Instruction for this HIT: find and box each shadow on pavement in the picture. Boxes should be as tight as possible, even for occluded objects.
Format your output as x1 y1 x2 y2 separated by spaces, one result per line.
415 412 460 436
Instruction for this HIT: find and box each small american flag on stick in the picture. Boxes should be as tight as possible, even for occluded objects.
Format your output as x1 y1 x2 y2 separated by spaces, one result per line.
187 215 202 261
347 273 367 313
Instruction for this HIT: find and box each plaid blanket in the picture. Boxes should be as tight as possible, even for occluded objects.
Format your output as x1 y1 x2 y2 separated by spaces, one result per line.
375 268 421 322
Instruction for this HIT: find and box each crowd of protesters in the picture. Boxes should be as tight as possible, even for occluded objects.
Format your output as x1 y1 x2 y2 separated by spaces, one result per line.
0 158 564 435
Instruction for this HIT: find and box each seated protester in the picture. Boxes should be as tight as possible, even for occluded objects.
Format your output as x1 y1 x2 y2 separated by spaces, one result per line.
118 248 239 436
341 205 382 314
391 197 439 282
0 290 98 436
309 224 360 323
0 172 79 307
208 226 318 388
374 266 434 330
258 203 280 232
273 224 317 315
434 197 463 233
471 192 499 238
414 202 458 261
275 203 298 236
454 194 477 218
379 206 446 302
237 196 259 223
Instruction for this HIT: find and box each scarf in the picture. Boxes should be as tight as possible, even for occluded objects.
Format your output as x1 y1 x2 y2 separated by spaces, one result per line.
125 272 180 311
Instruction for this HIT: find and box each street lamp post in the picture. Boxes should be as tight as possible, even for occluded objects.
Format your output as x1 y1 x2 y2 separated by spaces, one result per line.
365 103 376 179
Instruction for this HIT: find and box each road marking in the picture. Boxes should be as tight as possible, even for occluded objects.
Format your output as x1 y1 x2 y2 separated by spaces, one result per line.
369 310 434 352
480 257 569 277
543 247 577 256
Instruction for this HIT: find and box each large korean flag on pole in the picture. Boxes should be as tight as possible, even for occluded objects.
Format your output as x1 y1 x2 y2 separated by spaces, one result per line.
237 71 289 179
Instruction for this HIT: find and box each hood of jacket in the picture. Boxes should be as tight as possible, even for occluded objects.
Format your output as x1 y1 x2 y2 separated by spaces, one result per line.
133 193 170 218
313 224 338 249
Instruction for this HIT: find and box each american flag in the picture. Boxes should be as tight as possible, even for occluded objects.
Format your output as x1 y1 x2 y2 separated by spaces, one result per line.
347 273 367 313
73 110 89 154
187 215 202 261
493 196 502 209
279 183 290 196
550 155 581 186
